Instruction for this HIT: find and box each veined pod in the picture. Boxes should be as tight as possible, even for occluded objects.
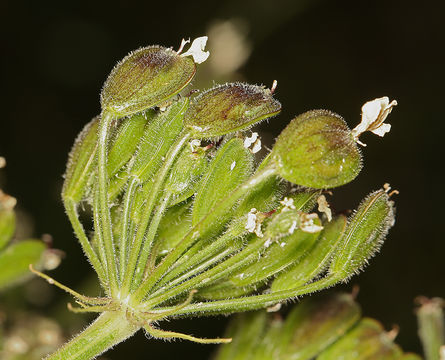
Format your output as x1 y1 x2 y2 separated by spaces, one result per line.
282 292 361 360
164 143 208 206
184 83 281 138
272 110 362 189
192 138 253 237
62 117 99 203
271 215 347 292
230 223 321 287
329 189 395 279
109 99 187 201
156 199 193 256
101 46 196 117
107 111 150 177
317 318 404 360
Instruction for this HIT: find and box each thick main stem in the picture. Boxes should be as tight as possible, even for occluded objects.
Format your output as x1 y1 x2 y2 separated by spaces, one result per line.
46 311 139 360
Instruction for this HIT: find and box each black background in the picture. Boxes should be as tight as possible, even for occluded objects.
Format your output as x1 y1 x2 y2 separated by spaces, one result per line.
1 0 444 358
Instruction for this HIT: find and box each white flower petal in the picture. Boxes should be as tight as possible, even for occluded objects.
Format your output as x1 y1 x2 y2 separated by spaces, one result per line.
352 96 397 142
180 36 210 64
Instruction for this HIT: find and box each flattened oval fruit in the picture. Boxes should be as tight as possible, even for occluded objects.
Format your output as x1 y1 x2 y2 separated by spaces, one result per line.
272 110 362 188
101 46 196 117
184 83 281 137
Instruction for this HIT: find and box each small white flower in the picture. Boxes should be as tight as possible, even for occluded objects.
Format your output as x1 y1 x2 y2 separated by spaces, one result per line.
264 239 272 248
251 139 262 154
189 139 201 152
243 132 258 148
245 208 264 237
280 197 296 211
180 36 210 64
245 208 257 233
243 132 262 154
352 97 397 146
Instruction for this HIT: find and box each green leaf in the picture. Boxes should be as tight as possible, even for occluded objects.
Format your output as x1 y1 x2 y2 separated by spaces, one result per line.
0 240 46 291
184 83 281 138
271 215 347 292
317 318 404 360
272 110 362 188
329 189 395 279
101 46 196 117
192 138 253 237
62 117 99 203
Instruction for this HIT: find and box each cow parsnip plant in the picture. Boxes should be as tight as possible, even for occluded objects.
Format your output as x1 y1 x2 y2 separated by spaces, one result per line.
32 37 399 360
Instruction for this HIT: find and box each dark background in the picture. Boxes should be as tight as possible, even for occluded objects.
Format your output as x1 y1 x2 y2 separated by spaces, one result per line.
1 0 444 358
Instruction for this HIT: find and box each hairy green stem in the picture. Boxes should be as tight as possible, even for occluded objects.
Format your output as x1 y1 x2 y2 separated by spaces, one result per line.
132 193 171 290
98 112 119 296
45 311 139 360
64 198 107 285
170 275 340 316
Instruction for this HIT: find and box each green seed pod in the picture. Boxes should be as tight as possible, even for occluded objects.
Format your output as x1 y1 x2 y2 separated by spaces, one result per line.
165 143 208 206
271 215 346 292
109 99 187 202
230 224 320 286
192 138 253 236
317 318 404 360
329 189 395 280
156 199 193 256
215 311 268 360
282 292 361 360
101 46 196 117
0 192 16 251
107 111 150 177
62 118 99 203
184 83 281 138
272 110 362 189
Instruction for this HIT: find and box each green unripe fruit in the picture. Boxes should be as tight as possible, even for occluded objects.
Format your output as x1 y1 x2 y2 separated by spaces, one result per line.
272 110 362 189
330 189 395 278
184 83 281 138
101 46 196 117
62 118 99 203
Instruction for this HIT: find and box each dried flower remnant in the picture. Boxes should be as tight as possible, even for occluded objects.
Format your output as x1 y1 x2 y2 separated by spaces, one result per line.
0 156 6 169
317 195 332 222
352 97 398 146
